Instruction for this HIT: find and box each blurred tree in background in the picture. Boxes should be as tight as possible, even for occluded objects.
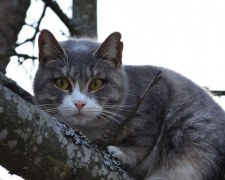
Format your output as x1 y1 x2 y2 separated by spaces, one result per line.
0 0 97 74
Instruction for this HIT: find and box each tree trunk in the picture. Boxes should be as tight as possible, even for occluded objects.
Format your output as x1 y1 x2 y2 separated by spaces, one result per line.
0 76 132 180
0 0 30 74
73 0 97 37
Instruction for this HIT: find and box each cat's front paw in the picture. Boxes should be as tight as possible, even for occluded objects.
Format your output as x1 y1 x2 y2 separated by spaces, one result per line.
107 145 126 164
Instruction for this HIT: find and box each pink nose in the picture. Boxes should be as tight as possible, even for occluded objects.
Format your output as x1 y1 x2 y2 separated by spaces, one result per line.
74 100 87 111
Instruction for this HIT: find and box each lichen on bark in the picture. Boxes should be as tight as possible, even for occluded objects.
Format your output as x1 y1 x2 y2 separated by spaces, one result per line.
0 82 132 180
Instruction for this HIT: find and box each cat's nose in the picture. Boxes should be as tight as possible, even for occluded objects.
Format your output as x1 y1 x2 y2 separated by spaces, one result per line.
74 100 87 111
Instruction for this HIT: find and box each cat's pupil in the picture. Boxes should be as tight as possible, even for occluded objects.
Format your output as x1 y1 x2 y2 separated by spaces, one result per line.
89 78 104 91
59 80 63 86
55 78 70 90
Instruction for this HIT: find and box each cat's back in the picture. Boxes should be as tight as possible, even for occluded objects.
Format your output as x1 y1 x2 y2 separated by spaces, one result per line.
124 65 225 179
124 65 225 127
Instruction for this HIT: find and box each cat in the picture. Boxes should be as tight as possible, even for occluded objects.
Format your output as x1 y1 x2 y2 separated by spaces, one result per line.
34 29 225 180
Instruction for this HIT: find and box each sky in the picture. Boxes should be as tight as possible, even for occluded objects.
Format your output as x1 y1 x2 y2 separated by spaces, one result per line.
2 0 225 179
6 0 225 92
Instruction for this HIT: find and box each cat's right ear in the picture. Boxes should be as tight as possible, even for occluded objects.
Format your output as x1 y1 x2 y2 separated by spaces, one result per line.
94 32 123 67
38 29 65 66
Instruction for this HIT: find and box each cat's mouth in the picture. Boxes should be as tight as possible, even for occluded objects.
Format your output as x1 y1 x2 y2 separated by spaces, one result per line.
70 113 96 126
71 113 91 121
72 113 85 118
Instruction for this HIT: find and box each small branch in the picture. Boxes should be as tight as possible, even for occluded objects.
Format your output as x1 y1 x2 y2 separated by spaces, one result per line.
115 71 162 136
210 90 225 97
0 52 37 60
16 5 47 47
41 0 81 36
94 72 162 147
0 72 33 103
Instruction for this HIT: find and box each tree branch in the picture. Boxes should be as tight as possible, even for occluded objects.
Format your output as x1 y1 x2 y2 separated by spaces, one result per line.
0 73 133 180
0 52 37 61
116 71 162 136
41 0 81 36
94 72 162 147
0 72 33 103
16 5 47 47
210 90 225 97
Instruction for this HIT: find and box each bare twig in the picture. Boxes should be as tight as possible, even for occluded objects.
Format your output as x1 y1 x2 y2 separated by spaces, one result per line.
0 52 37 60
0 72 33 103
16 5 47 47
41 0 81 36
93 71 162 147
115 71 162 136
210 90 225 97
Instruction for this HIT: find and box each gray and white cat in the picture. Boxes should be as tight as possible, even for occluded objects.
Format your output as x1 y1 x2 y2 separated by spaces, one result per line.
34 29 225 180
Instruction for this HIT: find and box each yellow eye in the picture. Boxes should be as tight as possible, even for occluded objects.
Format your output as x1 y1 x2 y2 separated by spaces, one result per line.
89 78 104 91
55 78 70 90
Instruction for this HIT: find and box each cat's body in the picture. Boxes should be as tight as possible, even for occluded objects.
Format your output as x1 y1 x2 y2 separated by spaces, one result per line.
34 29 225 180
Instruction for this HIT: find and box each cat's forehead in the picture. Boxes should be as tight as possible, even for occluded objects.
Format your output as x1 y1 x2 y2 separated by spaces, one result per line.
60 39 100 53
55 39 108 81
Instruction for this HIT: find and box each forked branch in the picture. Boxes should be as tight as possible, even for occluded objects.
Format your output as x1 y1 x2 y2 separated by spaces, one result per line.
94 71 162 147
115 71 162 136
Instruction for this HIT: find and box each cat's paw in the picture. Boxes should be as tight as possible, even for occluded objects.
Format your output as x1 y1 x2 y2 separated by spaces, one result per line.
107 145 126 163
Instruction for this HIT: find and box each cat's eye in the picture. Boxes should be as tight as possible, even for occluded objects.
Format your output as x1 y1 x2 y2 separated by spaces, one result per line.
89 78 104 91
55 78 70 90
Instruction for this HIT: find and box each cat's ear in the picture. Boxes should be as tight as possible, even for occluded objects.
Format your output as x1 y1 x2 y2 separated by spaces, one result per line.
38 29 66 66
94 32 123 67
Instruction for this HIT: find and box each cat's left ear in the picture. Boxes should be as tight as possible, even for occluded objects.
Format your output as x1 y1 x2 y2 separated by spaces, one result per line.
38 29 66 66
94 32 123 67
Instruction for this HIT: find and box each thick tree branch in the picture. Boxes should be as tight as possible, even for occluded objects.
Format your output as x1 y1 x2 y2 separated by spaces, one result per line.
0 72 33 103
0 77 132 179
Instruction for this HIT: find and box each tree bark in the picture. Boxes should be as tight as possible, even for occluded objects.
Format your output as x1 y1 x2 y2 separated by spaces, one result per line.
0 80 132 180
0 0 30 74
73 0 97 37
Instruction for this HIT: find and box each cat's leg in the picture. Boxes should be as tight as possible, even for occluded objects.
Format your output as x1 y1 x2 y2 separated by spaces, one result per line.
147 163 202 180
107 145 138 167
107 146 204 180
145 149 215 180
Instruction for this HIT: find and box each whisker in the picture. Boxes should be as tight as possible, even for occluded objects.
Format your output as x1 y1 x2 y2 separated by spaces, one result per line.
104 107 132 112
99 112 121 124
104 103 136 107
96 114 110 124
103 110 126 120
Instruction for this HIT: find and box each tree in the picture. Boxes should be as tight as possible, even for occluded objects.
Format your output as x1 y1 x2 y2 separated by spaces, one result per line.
0 0 30 74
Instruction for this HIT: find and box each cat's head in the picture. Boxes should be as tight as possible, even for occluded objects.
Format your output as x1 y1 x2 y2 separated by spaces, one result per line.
34 29 127 128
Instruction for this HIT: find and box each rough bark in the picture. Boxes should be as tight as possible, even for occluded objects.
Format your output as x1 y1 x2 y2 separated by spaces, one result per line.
0 81 132 180
0 72 33 103
0 0 30 74
73 0 97 37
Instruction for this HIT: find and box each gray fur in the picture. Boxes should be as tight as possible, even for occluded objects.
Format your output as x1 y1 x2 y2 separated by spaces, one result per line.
34 29 225 180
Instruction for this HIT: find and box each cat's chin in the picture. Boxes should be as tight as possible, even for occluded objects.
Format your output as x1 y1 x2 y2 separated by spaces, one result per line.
72 114 91 125
57 114 98 128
